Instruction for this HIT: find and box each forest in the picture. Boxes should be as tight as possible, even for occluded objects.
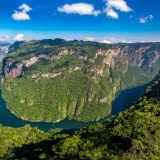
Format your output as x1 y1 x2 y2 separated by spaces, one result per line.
0 74 160 159
2 39 159 123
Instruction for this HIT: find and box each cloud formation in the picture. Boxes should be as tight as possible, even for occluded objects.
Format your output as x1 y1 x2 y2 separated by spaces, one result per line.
106 8 118 19
12 4 32 20
13 34 24 41
58 3 100 16
139 15 153 23
0 36 11 42
85 37 126 44
105 0 132 19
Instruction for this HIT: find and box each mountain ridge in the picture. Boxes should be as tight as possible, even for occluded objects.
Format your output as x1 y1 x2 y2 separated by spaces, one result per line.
1 39 160 122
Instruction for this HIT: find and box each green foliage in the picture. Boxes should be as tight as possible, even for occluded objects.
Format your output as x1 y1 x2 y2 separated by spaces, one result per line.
2 75 160 159
2 40 160 123
2 71 110 122
0 124 50 159
120 66 153 89
26 54 83 74
48 128 63 135
6 39 109 62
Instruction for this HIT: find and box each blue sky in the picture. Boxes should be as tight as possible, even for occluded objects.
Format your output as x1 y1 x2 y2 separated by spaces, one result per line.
0 0 160 43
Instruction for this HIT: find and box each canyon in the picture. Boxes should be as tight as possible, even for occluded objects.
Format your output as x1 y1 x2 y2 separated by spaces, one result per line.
2 39 160 122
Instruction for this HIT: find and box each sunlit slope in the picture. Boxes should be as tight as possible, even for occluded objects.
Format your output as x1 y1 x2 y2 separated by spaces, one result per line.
2 39 160 122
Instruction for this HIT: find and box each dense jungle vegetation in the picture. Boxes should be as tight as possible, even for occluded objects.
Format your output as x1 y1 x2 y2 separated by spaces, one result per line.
0 75 160 159
2 39 159 123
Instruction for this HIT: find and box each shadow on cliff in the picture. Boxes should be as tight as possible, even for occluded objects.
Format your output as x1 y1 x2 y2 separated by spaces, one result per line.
112 73 160 115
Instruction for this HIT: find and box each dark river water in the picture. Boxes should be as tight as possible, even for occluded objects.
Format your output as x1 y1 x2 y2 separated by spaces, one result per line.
0 82 150 131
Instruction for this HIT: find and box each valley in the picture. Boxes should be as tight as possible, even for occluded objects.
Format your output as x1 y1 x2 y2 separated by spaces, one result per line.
0 80 149 131
1 66 160 159
1 0 160 159
1 39 160 123
0 39 160 159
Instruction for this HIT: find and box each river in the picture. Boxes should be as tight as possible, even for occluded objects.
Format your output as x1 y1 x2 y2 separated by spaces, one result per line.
0 82 150 131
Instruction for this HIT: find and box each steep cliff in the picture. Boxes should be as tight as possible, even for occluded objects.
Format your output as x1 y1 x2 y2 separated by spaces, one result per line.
2 39 160 122
2 74 160 160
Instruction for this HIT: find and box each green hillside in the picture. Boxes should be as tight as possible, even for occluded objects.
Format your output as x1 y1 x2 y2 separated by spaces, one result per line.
2 39 160 122
1 74 160 159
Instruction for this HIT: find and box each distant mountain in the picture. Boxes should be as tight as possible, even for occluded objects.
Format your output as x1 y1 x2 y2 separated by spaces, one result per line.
0 42 10 45
0 43 10 62
2 39 160 123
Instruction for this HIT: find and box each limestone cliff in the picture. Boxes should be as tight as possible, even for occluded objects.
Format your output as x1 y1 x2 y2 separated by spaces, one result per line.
3 42 160 79
2 39 160 123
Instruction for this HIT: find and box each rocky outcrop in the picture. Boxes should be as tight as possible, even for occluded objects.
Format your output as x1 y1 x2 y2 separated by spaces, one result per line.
2 39 160 123
4 63 23 77
4 44 160 78
3 49 75 78
2 41 160 95
41 72 62 78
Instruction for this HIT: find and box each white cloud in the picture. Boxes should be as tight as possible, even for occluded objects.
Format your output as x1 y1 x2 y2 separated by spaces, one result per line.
12 12 30 21
85 37 95 41
13 34 24 41
139 18 146 23
105 8 118 19
140 40 145 43
85 37 126 44
107 0 132 12
0 36 11 42
149 15 153 20
105 0 132 19
12 4 32 20
19 3 32 12
85 37 160 43
58 3 100 16
139 14 153 23
0 34 25 42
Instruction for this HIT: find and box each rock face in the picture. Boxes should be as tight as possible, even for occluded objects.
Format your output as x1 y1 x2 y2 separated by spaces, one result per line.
4 63 23 77
3 42 160 78
3 49 73 78
2 39 160 123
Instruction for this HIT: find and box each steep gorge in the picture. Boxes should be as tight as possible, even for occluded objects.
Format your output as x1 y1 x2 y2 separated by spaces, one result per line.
1 39 160 122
